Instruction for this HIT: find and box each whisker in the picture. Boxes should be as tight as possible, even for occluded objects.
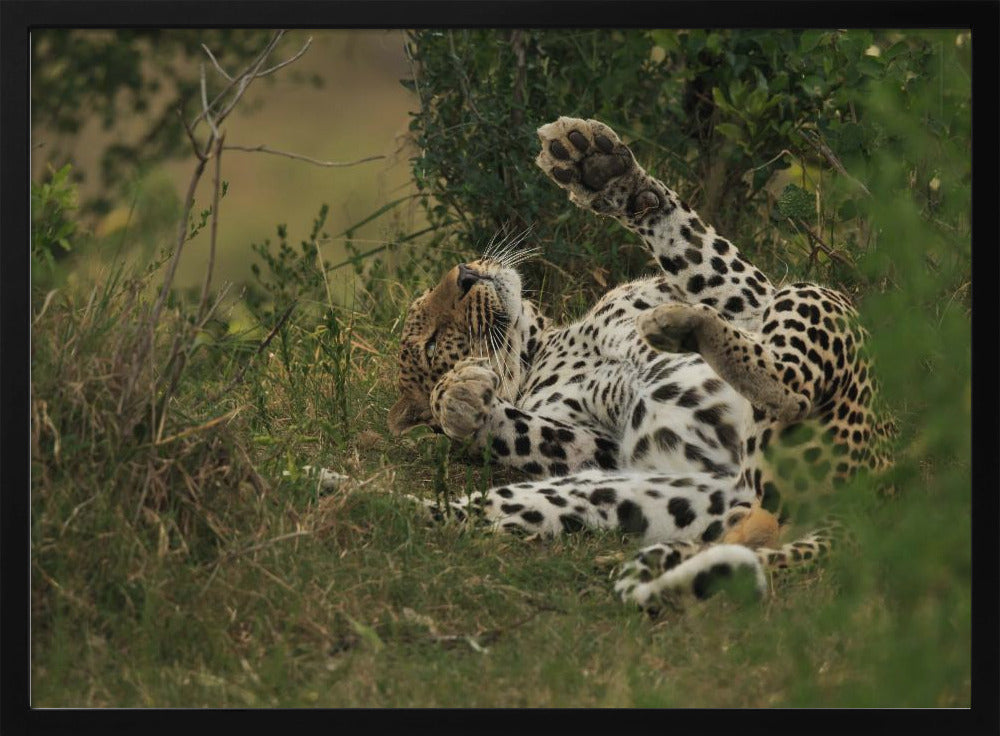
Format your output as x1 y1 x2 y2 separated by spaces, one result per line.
493 227 538 270
482 227 504 260
488 324 511 402
503 248 542 269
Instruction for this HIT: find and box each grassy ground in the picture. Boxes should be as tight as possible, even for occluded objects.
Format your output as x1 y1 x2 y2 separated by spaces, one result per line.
30 238 971 708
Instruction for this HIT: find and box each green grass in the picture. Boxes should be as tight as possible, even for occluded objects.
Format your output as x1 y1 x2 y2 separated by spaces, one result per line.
29 244 971 708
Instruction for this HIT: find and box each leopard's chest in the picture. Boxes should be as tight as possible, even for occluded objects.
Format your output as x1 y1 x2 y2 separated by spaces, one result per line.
517 326 644 433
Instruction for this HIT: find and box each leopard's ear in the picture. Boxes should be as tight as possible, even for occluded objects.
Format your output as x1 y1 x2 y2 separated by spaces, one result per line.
388 393 433 436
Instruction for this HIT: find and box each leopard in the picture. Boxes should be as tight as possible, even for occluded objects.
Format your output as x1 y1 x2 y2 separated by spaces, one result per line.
388 116 896 611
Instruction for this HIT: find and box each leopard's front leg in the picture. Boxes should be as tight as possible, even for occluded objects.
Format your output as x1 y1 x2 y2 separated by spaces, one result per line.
535 117 775 325
431 359 619 477
637 303 812 424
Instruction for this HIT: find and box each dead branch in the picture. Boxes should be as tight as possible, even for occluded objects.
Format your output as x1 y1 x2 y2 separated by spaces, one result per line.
177 108 207 163
200 43 234 82
191 31 284 134
197 132 226 326
256 35 313 77
200 62 220 139
788 217 857 270
799 129 872 197
200 299 298 408
223 144 385 168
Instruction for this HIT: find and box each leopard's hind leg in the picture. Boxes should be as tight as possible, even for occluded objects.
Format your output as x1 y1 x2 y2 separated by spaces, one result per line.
615 517 849 612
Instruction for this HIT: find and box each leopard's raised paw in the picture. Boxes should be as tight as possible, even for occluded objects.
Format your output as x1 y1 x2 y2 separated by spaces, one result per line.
535 117 649 216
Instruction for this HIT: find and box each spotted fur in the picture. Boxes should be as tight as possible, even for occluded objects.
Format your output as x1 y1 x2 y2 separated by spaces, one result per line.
388 117 895 611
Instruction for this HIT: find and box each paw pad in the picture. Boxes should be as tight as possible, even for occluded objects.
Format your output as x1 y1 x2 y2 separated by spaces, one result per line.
535 116 641 211
567 130 589 152
550 140 571 160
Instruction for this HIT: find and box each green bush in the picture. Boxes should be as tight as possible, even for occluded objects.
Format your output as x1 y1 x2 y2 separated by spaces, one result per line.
31 163 82 287
405 29 970 312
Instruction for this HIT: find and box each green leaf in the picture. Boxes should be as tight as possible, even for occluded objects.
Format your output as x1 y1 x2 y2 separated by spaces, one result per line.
799 30 828 54
857 56 884 78
711 86 732 113
777 183 814 220
715 122 744 144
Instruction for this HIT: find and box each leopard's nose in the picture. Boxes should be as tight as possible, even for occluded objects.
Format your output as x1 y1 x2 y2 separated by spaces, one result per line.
457 263 483 295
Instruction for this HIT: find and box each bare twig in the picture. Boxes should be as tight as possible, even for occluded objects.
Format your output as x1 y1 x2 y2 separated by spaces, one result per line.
129 32 308 423
223 144 385 168
745 149 795 177
155 408 241 447
200 62 220 140
212 32 287 125
799 129 872 197
447 30 483 122
177 108 207 163
197 132 226 325
256 35 313 77
201 42 234 82
789 217 857 270
510 30 526 128
195 282 233 334
191 30 284 131
122 153 207 419
200 300 298 407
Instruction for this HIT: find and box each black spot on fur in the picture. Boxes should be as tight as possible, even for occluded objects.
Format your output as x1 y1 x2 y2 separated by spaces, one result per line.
653 427 681 452
631 436 650 462
724 296 744 314
701 520 724 542
504 407 530 421
616 500 650 535
590 487 617 505
708 491 726 515
521 509 544 524
692 563 733 599
560 514 587 533
667 497 696 528
652 383 681 402
694 405 723 425
631 400 647 430
677 388 701 408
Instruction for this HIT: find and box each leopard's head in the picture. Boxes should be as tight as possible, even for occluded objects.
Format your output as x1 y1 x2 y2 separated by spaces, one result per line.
388 257 531 435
